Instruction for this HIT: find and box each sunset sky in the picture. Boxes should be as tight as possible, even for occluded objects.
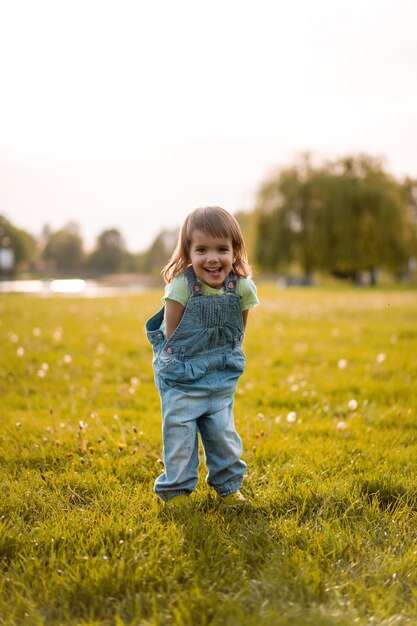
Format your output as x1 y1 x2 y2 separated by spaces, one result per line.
1 0 417 252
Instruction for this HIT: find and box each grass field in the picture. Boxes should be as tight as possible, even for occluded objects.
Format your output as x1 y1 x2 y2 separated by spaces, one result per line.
1 284 417 626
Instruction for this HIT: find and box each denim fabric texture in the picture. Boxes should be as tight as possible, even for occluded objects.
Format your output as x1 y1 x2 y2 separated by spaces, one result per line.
146 267 247 501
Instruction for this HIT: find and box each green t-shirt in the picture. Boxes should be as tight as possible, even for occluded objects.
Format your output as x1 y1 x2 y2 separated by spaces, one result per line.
159 273 259 334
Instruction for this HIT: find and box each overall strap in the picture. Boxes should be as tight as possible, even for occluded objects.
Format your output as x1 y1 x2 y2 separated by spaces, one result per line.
224 272 238 293
184 266 203 296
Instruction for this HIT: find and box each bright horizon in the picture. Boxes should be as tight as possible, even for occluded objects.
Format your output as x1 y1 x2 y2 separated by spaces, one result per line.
1 0 417 252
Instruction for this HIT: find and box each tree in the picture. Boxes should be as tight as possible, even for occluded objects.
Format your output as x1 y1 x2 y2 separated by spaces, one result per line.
0 215 37 275
254 154 415 282
42 222 84 272
88 228 126 273
142 229 178 275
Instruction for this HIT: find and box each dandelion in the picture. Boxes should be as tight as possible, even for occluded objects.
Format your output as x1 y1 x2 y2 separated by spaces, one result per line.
130 377 139 386
17 347 25 357
53 328 63 341
376 353 386 364
79 421 88 430
338 358 348 369
37 369 46 378
63 354 72 364
287 411 297 423
348 399 358 411
41 363 49 371
275 415 281 424
291 384 299 392
337 421 347 431
32 327 41 337
16 422 22 428
10 334 19 343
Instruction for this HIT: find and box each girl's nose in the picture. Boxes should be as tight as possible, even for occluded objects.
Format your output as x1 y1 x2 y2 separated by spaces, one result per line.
207 250 218 262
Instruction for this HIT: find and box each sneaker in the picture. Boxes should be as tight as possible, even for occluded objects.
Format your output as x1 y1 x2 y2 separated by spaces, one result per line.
219 490 246 506
165 494 191 508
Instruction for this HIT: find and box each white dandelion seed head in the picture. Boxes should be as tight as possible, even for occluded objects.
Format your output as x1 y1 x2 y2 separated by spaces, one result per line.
17 347 25 357
338 358 348 369
41 363 49 371
337 421 347 431
37 369 46 378
348 399 358 411
78 420 88 430
287 411 297 423
63 354 72 364
376 353 386 364
53 328 63 341
10 334 19 343
32 328 41 337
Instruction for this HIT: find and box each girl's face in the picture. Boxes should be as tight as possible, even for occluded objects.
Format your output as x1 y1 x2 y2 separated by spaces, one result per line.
189 230 235 288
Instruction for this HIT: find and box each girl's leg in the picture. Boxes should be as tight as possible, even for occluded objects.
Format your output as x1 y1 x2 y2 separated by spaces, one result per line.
154 383 200 501
198 399 246 496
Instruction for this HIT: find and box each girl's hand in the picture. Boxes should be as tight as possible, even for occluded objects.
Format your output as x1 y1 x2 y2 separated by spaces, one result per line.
165 299 185 340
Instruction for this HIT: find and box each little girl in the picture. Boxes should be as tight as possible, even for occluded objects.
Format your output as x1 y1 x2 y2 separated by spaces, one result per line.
146 206 258 506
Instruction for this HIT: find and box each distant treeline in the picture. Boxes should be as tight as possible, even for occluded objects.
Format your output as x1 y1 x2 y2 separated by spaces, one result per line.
1 153 417 283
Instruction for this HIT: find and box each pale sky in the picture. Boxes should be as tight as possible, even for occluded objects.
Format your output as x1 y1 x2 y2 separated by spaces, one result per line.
1 0 417 252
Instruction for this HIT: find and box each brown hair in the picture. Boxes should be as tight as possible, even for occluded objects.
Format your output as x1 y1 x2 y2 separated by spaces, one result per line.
162 206 251 283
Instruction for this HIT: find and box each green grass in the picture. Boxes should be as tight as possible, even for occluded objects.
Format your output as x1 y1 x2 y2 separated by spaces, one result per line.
1 285 417 626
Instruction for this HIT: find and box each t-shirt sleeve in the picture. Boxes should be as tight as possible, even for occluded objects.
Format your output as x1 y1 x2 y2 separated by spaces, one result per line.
162 274 190 307
237 277 259 311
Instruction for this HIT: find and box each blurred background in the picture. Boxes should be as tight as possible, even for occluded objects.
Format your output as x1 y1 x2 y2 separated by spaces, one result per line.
1 0 417 289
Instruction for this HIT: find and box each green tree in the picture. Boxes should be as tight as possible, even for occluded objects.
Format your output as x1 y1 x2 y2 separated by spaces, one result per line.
42 222 84 272
142 229 178 275
0 215 37 275
254 154 414 282
88 228 126 273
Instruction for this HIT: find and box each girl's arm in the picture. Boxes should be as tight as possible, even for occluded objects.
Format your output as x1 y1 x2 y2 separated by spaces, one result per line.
242 309 249 329
165 299 185 340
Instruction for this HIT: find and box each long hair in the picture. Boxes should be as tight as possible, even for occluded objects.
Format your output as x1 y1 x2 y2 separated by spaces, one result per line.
162 206 251 283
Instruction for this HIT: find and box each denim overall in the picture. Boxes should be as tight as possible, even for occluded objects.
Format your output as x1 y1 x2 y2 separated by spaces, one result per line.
146 267 247 501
